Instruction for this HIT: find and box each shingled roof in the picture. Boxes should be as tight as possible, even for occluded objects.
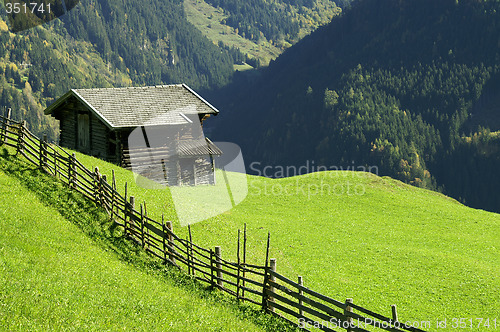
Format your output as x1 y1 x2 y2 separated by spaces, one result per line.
44 84 219 128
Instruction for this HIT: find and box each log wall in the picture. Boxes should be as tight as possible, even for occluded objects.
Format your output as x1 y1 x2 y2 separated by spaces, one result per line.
90 113 108 159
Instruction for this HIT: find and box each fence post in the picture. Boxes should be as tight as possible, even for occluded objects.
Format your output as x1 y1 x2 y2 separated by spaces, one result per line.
188 225 194 276
140 204 145 248
54 149 58 178
111 170 116 217
72 154 77 186
41 134 48 170
94 167 100 205
391 304 398 323
39 135 44 169
242 223 247 300
16 120 26 155
128 196 135 236
68 154 73 187
123 182 128 234
210 249 215 287
161 215 167 263
215 246 223 288
262 232 271 311
166 221 175 265
186 235 191 275
345 298 354 332
102 175 108 210
298 276 304 316
102 175 108 209
54 149 60 179
236 229 241 301
268 258 276 313
68 153 76 187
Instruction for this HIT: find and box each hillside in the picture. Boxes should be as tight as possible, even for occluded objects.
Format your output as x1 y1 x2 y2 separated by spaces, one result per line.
0 150 296 331
28 145 499 330
211 0 500 213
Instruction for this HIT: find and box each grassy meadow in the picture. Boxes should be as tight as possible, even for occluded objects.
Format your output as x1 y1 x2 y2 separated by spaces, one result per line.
64 148 500 330
0 149 295 331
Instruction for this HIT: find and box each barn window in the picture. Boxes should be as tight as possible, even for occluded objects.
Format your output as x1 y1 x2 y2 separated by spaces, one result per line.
78 114 90 151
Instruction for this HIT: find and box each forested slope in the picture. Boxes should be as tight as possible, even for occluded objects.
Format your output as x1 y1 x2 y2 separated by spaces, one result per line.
212 0 500 212
0 0 244 140
0 0 355 141
184 0 356 67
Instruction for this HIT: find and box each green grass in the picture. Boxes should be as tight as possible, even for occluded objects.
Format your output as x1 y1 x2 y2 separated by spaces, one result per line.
0 149 296 331
234 62 254 72
66 148 500 330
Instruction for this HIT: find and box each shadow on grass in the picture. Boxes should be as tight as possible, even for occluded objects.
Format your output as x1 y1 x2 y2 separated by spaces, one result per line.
0 148 298 332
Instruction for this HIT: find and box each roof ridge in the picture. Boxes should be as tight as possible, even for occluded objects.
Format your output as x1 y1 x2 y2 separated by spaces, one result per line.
73 84 184 92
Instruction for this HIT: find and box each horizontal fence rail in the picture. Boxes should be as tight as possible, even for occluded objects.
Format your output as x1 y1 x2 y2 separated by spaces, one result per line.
0 111 427 332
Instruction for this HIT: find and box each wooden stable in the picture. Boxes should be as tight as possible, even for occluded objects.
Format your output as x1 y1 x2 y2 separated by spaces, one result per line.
44 84 222 186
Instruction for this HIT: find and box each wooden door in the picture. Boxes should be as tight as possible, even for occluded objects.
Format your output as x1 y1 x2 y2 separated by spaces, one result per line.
78 114 90 152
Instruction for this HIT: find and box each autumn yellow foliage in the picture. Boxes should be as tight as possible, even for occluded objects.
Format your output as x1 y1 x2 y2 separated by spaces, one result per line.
0 19 8 32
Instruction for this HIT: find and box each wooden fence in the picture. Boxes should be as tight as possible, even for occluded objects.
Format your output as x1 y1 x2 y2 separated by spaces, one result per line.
0 111 427 332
